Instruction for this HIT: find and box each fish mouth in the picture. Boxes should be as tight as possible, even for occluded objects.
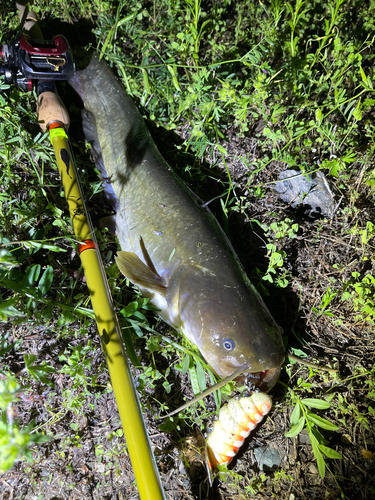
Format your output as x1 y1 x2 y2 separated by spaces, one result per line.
239 366 281 392
213 356 283 392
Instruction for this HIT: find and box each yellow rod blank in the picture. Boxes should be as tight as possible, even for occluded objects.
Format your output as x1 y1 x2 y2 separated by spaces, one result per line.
50 126 166 500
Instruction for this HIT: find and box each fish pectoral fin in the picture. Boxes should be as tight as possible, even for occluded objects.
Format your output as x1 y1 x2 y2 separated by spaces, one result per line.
115 251 167 295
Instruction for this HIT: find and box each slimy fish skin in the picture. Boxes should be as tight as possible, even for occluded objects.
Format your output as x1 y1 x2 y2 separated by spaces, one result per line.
206 392 272 468
69 54 284 390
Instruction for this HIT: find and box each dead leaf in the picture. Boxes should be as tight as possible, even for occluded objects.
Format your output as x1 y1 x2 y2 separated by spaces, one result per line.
361 449 374 460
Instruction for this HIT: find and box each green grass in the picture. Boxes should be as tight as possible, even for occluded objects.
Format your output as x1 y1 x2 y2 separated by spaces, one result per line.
1 0 375 497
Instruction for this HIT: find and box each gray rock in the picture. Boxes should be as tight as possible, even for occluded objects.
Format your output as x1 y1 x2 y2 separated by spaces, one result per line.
275 169 335 217
254 445 282 471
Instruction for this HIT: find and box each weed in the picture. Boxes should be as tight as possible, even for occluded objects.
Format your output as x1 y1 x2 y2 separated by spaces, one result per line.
335 365 375 431
262 245 289 288
285 388 342 480
285 0 309 58
0 375 50 472
263 219 300 242
312 286 338 318
257 218 299 288
22 354 55 386
215 466 267 498
341 272 375 325
273 468 294 483
59 341 100 392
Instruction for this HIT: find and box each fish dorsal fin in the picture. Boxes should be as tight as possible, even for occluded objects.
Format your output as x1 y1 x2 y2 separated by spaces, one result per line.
115 251 167 295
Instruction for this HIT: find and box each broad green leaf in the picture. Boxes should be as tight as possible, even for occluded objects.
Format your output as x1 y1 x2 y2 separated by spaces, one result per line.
182 354 191 375
315 108 323 125
188 366 201 397
353 99 362 121
209 370 221 411
24 241 66 252
290 403 301 427
359 65 367 84
41 302 53 320
196 360 207 392
121 321 141 367
301 398 330 409
309 431 326 479
167 64 181 92
127 317 144 338
290 348 307 358
319 445 342 459
141 68 151 95
24 354 36 368
307 412 339 431
71 306 95 319
38 266 53 295
311 426 329 445
120 301 140 317
216 144 228 156
24 264 41 286
0 299 25 319
188 366 206 409
285 416 305 437
130 310 147 322
24 355 55 386
0 336 15 356
117 12 137 27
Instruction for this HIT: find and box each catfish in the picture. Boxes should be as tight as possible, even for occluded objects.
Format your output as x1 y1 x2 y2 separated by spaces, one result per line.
69 54 285 390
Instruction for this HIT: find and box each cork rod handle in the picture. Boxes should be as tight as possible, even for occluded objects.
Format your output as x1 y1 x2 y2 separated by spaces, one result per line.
16 1 70 131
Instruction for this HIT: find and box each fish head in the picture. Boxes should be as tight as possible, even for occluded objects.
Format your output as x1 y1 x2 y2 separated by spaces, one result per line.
169 265 285 391
194 297 284 391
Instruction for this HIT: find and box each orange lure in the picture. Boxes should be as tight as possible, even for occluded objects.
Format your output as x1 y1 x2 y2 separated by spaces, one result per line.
206 392 272 468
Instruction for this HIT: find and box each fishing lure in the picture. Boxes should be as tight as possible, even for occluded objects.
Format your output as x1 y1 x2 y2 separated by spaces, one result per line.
206 392 272 468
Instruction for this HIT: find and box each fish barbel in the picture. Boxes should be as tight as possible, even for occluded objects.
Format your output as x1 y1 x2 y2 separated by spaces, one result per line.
69 54 284 390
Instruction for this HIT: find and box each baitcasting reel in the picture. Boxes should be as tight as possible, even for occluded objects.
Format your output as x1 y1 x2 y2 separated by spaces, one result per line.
0 33 74 92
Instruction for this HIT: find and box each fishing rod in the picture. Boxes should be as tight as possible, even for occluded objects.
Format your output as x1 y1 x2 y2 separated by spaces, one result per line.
3 2 167 499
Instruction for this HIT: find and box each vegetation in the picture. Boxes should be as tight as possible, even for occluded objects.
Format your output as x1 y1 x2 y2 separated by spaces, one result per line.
0 0 374 498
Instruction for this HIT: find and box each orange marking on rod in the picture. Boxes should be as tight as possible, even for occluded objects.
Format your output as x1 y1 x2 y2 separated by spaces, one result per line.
49 121 63 130
79 239 97 254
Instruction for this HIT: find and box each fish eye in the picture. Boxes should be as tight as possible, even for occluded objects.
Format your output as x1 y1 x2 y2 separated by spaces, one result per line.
222 339 235 351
